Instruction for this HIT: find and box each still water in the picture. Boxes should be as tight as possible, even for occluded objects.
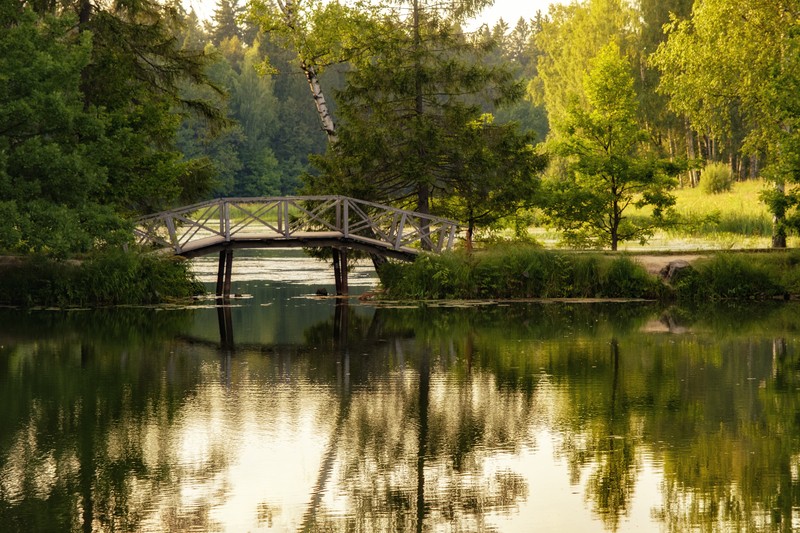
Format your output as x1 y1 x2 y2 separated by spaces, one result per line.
2 250 800 532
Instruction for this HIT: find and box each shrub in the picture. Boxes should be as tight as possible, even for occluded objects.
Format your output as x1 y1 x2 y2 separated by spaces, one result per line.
600 256 662 299
673 254 783 301
379 252 473 299
700 162 734 194
0 251 203 307
380 248 662 300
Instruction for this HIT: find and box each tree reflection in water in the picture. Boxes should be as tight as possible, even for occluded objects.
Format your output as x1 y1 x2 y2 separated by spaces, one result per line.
2 302 800 531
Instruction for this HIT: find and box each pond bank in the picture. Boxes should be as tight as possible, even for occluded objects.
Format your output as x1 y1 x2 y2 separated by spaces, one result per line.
0 252 202 307
378 248 800 302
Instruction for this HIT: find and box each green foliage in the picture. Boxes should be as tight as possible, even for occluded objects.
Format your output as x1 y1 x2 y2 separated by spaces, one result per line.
535 0 640 129
0 4 221 257
700 162 734 194
435 115 548 248
599 256 661 298
0 252 203 308
653 0 800 244
379 253 475 300
379 248 661 300
306 0 532 231
382 250 800 302
542 42 681 250
176 37 295 197
0 9 111 256
672 254 785 301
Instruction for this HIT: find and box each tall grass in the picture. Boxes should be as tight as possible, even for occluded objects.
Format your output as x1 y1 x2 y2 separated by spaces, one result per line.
381 248 800 301
668 179 773 238
671 253 792 301
379 247 662 300
0 251 203 307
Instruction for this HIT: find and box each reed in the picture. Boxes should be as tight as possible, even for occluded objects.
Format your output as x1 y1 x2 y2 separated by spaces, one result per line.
379 247 662 300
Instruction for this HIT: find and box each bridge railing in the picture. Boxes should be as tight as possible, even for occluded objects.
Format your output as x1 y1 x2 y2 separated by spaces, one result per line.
133 196 460 256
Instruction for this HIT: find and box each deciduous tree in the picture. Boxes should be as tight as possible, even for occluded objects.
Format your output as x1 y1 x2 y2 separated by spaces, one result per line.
653 0 800 247
543 43 680 250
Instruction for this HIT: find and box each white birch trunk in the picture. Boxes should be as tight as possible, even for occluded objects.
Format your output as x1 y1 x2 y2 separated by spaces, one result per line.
278 0 338 143
301 61 338 143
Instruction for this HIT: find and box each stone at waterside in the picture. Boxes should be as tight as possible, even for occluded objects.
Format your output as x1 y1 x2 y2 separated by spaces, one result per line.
315 287 328 296
659 260 693 284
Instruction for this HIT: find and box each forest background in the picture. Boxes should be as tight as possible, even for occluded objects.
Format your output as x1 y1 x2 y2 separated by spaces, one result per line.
2 0 800 264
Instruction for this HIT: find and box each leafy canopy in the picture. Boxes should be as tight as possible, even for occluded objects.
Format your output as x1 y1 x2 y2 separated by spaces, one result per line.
543 42 680 250
653 0 800 244
0 2 221 257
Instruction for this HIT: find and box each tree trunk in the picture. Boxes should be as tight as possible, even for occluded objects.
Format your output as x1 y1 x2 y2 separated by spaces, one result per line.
300 61 338 143
772 180 787 248
413 0 426 216
685 121 699 186
412 0 431 248
280 0 338 143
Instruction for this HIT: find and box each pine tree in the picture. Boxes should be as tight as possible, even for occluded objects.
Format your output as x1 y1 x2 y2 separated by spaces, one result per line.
311 2 532 224
210 0 242 45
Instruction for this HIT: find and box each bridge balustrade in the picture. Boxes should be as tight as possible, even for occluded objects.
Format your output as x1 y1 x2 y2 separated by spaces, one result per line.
134 196 460 259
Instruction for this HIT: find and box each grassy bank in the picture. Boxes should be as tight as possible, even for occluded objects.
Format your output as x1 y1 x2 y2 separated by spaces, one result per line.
0 251 204 307
671 251 800 301
379 247 800 302
379 248 663 300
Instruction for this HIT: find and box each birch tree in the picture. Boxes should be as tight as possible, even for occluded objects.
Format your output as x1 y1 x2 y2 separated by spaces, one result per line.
653 0 800 247
247 0 379 143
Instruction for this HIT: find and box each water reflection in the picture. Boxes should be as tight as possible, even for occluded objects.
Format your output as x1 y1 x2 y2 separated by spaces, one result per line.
1 297 800 531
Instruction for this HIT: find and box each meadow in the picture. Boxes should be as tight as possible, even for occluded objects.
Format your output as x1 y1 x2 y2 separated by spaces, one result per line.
522 179 794 251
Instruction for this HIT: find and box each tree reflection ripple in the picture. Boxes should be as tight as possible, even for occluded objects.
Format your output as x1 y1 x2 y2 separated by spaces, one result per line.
2 298 800 532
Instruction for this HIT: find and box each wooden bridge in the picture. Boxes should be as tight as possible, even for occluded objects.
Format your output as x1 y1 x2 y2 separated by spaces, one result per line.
134 196 460 296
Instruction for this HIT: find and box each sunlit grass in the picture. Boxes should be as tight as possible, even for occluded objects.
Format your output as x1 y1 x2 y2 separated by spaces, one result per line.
636 179 788 250
521 179 794 251
670 179 772 235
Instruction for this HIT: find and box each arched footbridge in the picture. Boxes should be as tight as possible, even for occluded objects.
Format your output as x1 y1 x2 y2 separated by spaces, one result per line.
134 196 461 296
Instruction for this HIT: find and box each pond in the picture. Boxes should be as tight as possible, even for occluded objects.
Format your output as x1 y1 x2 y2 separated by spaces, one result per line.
1 250 800 532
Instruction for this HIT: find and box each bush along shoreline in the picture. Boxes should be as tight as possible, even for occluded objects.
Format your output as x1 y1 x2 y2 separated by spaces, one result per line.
0 251 204 308
377 248 800 302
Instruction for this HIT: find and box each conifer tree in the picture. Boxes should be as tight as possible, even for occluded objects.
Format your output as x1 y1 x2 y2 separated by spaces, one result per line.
210 0 242 45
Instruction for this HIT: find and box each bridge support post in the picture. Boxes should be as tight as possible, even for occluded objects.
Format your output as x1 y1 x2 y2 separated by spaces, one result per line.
216 249 234 298
332 248 349 296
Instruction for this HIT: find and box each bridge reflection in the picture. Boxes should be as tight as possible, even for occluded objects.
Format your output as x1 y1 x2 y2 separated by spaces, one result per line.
212 300 356 354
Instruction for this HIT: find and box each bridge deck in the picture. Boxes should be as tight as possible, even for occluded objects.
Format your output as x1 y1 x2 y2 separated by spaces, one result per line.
177 231 420 259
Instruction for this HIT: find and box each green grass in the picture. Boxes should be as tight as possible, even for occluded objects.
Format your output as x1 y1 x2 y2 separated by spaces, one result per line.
379 247 663 300
0 251 203 307
669 179 773 237
604 179 785 250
